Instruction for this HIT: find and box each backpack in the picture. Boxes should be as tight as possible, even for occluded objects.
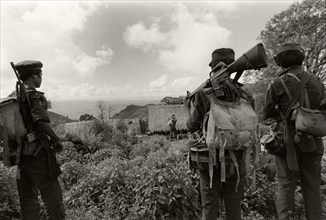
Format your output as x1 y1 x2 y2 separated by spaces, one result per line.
189 88 259 190
0 97 27 167
279 72 326 137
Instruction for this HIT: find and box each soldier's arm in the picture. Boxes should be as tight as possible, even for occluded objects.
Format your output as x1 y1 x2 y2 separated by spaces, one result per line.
36 121 60 142
30 92 63 152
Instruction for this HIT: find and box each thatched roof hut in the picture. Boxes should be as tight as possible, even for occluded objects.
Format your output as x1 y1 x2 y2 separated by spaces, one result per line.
147 104 188 132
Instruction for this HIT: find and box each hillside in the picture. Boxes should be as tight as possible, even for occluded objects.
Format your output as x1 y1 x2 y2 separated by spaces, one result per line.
112 104 149 119
51 99 160 120
48 111 77 125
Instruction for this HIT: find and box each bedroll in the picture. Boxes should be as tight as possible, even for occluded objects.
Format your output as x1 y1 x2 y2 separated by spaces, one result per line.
191 92 259 190
0 98 26 167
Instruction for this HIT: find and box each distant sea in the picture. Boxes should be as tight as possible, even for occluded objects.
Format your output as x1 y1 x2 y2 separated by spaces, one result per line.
51 99 160 120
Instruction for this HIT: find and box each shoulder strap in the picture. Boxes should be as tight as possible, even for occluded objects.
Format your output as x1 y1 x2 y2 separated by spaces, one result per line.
304 88 311 108
278 71 311 119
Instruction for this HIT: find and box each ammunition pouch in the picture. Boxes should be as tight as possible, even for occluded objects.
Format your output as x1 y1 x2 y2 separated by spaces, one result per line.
21 131 42 157
293 131 317 153
187 140 207 170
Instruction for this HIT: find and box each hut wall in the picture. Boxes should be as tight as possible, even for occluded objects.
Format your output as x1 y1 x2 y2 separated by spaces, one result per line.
148 104 188 132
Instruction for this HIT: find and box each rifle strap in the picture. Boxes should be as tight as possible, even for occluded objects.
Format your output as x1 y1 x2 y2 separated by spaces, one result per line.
16 82 35 133
233 70 243 84
278 71 311 119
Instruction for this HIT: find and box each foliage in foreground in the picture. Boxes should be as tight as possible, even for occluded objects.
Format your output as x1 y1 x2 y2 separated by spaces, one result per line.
0 119 325 219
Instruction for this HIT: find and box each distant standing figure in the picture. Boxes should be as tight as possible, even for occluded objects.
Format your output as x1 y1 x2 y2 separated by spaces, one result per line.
168 114 177 139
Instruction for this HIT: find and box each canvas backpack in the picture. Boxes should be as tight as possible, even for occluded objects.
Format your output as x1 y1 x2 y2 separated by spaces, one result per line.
0 97 27 167
278 72 326 137
189 88 259 190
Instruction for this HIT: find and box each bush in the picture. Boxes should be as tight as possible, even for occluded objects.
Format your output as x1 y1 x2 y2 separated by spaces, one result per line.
60 160 90 191
57 143 86 165
90 119 114 143
127 158 200 219
88 147 121 164
242 169 278 217
116 119 127 133
0 164 20 219
131 136 170 159
65 156 133 218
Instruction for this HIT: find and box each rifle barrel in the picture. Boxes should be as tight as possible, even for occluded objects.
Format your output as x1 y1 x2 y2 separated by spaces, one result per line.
189 80 209 98
10 61 32 108
10 62 21 82
189 67 228 99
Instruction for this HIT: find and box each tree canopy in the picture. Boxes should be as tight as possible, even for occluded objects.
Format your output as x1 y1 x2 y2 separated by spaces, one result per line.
258 0 325 80
160 96 184 105
241 0 325 119
79 113 96 121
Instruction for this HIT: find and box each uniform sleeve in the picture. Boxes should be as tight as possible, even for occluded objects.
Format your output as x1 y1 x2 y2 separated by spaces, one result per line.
186 89 210 132
319 78 326 109
263 80 280 121
30 92 50 123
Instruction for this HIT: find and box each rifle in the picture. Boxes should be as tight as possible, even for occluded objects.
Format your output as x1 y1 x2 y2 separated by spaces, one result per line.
188 43 268 99
10 62 33 109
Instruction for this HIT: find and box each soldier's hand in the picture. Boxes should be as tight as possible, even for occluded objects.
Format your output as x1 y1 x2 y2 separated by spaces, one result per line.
53 140 64 154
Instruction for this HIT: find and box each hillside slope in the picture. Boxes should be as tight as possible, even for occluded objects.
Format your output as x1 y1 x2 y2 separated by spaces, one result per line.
48 111 77 125
112 105 148 119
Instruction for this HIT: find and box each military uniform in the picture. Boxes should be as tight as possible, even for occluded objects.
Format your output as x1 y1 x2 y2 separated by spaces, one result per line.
187 89 246 220
168 115 177 139
186 48 248 220
15 60 65 220
264 47 324 219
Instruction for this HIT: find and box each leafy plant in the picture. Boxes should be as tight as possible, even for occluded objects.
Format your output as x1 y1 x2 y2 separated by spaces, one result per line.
0 164 20 219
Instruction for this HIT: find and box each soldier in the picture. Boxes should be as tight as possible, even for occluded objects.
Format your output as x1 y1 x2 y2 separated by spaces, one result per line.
14 60 65 220
263 43 324 220
184 48 248 220
168 114 177 139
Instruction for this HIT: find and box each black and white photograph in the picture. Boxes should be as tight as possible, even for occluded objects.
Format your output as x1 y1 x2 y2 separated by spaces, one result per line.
0 0 325 219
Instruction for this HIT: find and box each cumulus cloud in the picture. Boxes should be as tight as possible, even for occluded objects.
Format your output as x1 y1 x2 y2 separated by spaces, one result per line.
149 74 168 89
1 1 112 97
123 22 167 52
123 3 232 76
45 83 139 100
73 46 114 77
171 77 198 92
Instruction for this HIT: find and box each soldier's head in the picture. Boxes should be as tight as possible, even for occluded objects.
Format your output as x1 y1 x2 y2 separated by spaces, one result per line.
274 43 305 69
209 48 235 70
15 60 43 87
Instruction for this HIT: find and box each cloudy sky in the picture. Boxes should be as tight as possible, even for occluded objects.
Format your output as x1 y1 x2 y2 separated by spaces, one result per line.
1 0 299 101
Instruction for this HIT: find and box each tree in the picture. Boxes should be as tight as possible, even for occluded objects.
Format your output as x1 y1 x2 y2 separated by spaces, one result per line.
79 113 96 121
160 96 184 105
258 0 325 80
97 101 106 121
107 104 115 119
241 0 325 118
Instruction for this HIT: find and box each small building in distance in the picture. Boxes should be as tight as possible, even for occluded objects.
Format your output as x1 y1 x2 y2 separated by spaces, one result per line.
147 104 188 133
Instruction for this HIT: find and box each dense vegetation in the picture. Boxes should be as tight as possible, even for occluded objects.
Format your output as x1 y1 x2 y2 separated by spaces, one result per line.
1 120 325 219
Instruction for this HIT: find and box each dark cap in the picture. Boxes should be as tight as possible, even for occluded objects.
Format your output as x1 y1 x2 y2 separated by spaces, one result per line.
277 43 302 54
15 60 43 81
209 48 235 67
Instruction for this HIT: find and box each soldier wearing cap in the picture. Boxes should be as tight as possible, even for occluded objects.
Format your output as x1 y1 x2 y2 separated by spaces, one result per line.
13 60 65 219
168 114 177 139
184 48 249 220
263 43 324 220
